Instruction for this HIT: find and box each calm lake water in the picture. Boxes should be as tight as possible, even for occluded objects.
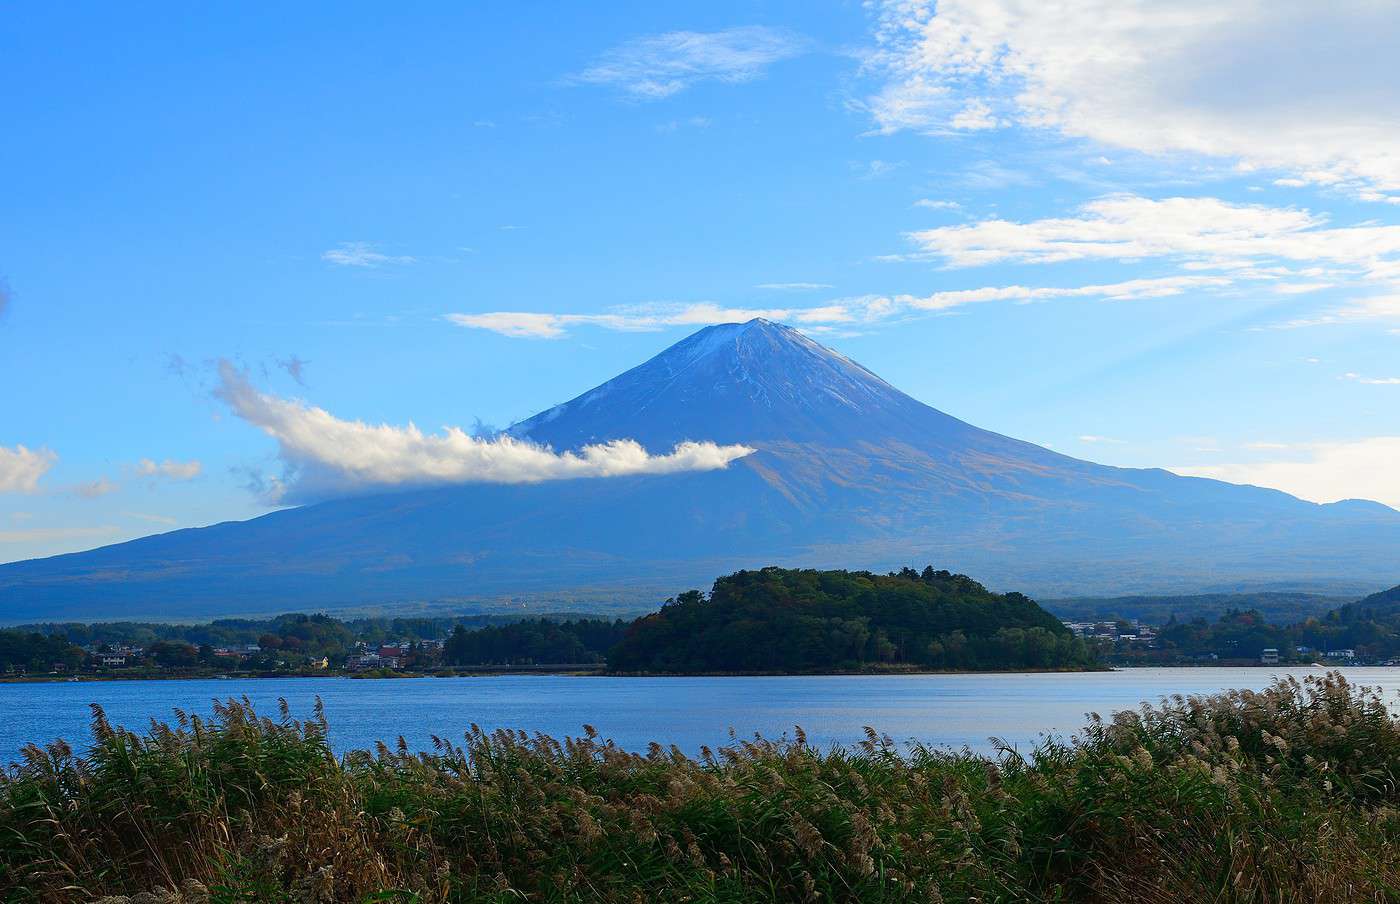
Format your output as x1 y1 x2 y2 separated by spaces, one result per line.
2 667 1396 764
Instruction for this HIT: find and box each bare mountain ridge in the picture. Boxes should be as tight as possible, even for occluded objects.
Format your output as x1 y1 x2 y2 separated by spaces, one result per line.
2 319 1396 621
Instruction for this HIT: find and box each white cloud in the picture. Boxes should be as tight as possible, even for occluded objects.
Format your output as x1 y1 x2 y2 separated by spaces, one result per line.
1271 282 1334 296
1343 372 1400 385
572 26 805 99
657 116 713 133
278 354 309 385
449 275 1235 339
913 199 961 210
1078 435 1125 445
895 275 1233 311
1173 436 1400 509
903 195 1400 271
447 302 853 339
321 242 416 268
213 361 754 503
755 282 833 291
123 511 180 526
950 99 997 131
0 445 55 493
74 478 119 499
448 312 578 339
136 458 203 480
0 525 120 545
956 160 1035 191
1273 296 1400 329
862 1 1400 199
898 194 1400 328
856 72 949 136
854 159 903 180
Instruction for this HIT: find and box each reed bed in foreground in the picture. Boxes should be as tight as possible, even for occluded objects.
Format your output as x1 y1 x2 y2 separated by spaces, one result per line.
2 673 1399 903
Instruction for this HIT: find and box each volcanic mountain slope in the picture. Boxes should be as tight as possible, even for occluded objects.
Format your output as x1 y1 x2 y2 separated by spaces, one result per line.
2 319 1398 621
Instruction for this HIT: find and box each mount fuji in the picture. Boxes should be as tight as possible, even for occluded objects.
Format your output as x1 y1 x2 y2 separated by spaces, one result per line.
3 319 1398 621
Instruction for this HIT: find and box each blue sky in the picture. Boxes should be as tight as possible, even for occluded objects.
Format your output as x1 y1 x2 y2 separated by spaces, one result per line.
4 1 1400 562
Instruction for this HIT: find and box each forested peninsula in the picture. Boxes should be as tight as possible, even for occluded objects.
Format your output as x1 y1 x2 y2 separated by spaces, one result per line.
608 566 1098 673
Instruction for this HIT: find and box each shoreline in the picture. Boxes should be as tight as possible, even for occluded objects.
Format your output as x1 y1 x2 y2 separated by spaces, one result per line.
2 662 1353 685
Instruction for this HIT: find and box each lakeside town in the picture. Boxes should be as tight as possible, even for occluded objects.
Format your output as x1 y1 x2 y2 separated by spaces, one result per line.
1061 618 1382 666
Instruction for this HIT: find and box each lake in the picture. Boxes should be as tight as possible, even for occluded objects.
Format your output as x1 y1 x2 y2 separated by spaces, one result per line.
2 666 1396 764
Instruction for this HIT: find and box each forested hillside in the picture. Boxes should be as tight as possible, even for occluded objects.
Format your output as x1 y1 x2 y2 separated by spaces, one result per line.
1044 591 1351 625
608 566 1097 673
1105 582 1400 664
443 619 627 666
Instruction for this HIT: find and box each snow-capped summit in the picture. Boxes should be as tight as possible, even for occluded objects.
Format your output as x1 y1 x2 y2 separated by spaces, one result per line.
514 318 989 450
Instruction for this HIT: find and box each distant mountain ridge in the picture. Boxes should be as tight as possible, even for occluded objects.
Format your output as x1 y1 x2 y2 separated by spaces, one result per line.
2 319 1397 621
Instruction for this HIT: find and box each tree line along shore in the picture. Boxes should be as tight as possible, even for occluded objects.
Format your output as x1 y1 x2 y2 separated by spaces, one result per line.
4 567 1399 680
1 567 1099 678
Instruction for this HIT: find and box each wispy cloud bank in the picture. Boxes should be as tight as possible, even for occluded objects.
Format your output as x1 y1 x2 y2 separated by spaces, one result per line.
1273 296 1400 330
136 458 202 481
890 194 1400 328
656 116 712 133
861 1 1400 200
571 26 806 99
448 275 1230 339
894 276 1233 310
446 303 851 339
913 199 961 211
0 445 55 493
73 477 119 499
1343 372 1400 386
1173 436 1400 510
277 355 310 385
0 525 120 545
123 511 179 526
901 195 1400 271
454 192 1385 341
322 242 416 268
213 361 754 503
755 282 833 291
855 159 902 180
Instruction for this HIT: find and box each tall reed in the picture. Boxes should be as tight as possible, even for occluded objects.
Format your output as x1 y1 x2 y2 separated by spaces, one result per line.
2 673 1398 902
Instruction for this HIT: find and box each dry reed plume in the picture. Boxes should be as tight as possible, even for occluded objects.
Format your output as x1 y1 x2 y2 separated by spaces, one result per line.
2 673 1399 902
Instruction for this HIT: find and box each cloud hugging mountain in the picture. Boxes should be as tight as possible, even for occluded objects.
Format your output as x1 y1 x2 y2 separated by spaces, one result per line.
211 360 753 504
2 319 1397 621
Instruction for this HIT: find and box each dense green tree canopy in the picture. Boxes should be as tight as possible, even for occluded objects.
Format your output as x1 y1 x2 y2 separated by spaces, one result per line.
444 619 627 666
608 567 1097 673
1113 583 1400 664
0 630 85 673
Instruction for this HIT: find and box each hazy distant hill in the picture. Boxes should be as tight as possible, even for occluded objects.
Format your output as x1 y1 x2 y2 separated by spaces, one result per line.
1041 592 1357 626
1328 582 1400 622
2 319 1398 621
